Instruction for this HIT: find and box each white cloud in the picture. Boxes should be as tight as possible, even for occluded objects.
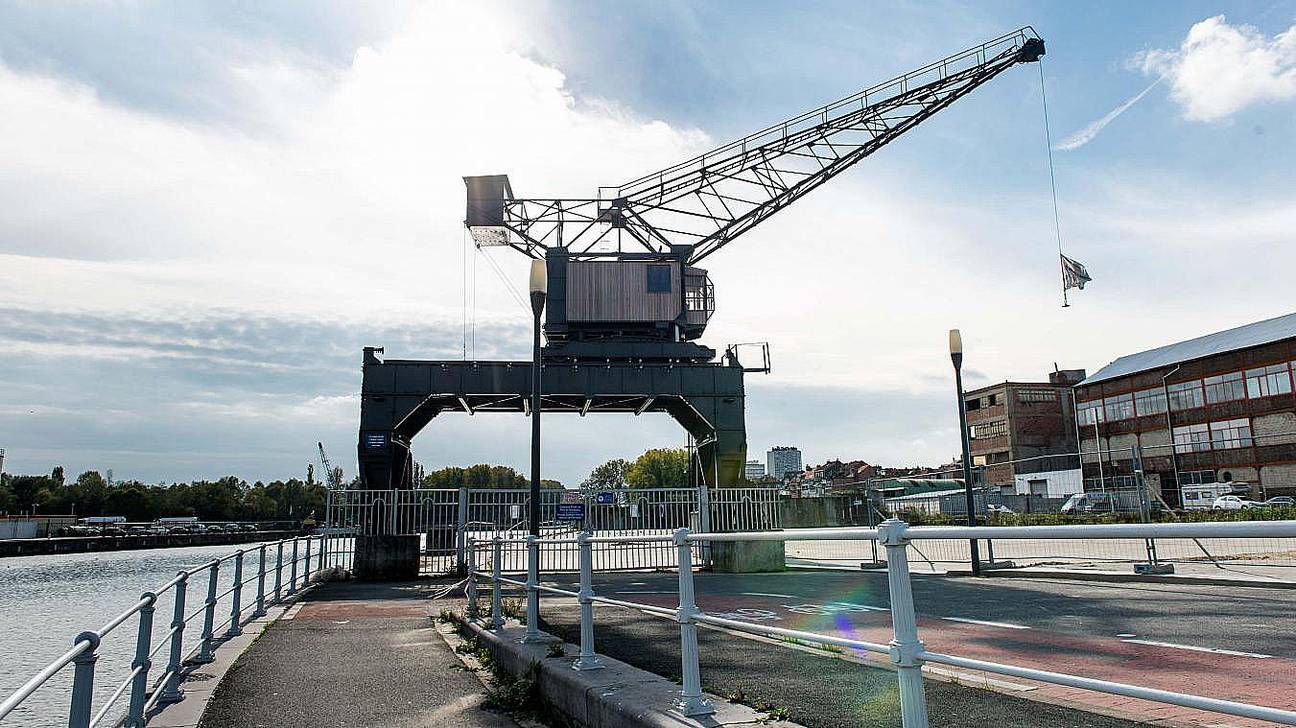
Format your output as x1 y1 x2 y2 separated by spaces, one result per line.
1055 79 1161 151
1136 15 1296 122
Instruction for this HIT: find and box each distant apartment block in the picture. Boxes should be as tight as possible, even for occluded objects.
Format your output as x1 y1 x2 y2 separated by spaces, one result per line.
1075 312 1296 506
964 369 1084 491
744 460 766 480
766 446 803 480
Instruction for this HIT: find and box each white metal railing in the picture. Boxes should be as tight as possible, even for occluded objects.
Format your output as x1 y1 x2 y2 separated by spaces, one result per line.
0 534 336 728
467 520 1296 727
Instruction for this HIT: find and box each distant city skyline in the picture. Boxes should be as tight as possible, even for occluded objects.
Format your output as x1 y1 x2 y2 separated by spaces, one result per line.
2 2 1295 486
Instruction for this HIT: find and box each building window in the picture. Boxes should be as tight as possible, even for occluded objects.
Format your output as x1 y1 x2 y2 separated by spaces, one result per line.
1246 363 1292 399
1103 393 1134 421
1173 423 1211 453
1203 371 1246 404
969 420 1008 440
1077 400 1103 425
987 393 999 406
1134 388 1167 416
1209 418 1253 449
646 265 672 293
1017 389 1057 403
965 397 981 411
1167 380 1205 411
1177 470 1217 486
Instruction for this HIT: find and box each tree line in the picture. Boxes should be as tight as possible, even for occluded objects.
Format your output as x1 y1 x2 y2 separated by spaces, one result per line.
579 448 690 491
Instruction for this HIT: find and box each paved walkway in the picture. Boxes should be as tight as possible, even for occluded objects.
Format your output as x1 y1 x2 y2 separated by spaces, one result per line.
200 580 516 728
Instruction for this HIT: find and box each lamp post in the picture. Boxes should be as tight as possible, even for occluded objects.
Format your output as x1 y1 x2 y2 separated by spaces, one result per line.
949 329 983 577
529 259 547 537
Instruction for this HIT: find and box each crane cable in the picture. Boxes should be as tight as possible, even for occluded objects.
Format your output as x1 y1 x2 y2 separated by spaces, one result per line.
1038 61 1069 308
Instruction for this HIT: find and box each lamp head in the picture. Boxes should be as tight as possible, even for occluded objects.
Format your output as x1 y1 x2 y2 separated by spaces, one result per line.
529 259 547 296
949 329 963 367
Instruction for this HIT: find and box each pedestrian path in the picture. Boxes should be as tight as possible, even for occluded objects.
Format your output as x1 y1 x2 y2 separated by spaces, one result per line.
199 580 516 728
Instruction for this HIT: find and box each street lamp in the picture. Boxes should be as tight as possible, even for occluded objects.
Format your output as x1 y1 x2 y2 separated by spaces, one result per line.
529 258 547 538
525 258 547 640
949 329 983 577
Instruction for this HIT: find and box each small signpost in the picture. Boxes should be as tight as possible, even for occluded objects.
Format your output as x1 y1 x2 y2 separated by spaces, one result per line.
556 490 586 522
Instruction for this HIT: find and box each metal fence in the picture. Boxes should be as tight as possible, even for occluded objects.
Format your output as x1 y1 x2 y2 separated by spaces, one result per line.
0 534 330 728
468 520 1296 728
328 487 780 574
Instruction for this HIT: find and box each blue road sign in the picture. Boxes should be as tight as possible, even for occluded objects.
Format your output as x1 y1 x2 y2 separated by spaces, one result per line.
595 491 615 505
556 503 586 521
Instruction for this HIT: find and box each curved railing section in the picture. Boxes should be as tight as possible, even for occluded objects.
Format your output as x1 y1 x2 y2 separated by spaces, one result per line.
0 533 345 728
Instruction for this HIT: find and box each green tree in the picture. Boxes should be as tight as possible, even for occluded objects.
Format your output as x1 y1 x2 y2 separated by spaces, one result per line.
626 448 688 489
580 458 629 493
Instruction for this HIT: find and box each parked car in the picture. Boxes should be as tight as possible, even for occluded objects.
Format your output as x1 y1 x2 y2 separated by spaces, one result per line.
1263 496 1296 508
986 504 1015 515
240 523 258 532
1212 495 1264 511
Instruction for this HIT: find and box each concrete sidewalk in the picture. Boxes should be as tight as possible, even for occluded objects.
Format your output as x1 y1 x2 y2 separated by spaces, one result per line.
199 580 517 728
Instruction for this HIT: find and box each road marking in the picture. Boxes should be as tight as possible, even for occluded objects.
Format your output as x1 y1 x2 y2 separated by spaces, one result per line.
941 617 1031 630
1120 639 1271 659
741 592 797 599
614 590 676 595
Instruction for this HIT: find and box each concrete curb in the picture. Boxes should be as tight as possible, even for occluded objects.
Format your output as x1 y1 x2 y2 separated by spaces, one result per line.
969 567 1296 589
457 615 802 728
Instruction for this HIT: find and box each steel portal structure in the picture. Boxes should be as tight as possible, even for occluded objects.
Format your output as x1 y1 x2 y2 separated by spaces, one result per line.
358 347 747 489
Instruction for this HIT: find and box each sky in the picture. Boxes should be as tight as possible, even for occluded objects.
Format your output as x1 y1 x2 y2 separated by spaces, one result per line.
2 1 1295 486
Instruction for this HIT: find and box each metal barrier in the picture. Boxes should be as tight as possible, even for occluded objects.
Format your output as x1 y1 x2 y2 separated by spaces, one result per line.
0 534 330 727
467 520 1296 727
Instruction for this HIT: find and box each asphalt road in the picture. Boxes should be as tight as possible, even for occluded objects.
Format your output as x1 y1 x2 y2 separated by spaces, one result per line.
536 570 1296 726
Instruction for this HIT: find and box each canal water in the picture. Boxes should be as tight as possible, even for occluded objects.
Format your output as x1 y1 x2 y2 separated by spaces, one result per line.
0 543 278 727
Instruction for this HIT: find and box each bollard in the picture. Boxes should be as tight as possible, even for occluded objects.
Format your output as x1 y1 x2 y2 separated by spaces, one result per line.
879 519 929 728
491 538 504 631
124 592 156 727
673 528 713 717
466 537 479 619
193 562 219 664
288 539 299 595
225 551 244 638
67 631 100 728
304 537 313 585
521 535 545 643
274 542 284 603
160 573 187 702
572 530 603 671
252 545 268 618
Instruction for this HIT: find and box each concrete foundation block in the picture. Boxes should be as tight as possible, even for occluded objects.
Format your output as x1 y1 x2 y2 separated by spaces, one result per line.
353 534 420 580
711 539 786 573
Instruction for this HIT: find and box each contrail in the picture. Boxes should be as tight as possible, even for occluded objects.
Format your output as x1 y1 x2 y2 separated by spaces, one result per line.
1056 78 1162 151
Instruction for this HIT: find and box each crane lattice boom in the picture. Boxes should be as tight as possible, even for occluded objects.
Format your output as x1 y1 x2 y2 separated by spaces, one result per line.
469 28 1043 263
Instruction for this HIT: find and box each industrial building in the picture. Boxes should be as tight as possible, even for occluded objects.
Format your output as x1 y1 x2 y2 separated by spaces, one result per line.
766 446 803 481
964 369 1084 494
1074 312 1296 506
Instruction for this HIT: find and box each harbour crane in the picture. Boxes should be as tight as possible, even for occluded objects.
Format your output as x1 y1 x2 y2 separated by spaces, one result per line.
317 442 343 490
358 28 1046 489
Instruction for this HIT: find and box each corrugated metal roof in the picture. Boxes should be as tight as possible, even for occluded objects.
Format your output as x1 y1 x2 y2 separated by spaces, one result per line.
1080 312 1296 387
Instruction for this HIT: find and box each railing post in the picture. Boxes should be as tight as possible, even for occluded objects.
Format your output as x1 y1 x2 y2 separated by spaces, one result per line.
274 542 284 603
573 530 604 670
466 537 479 619
456 486 469 575
225 551 244 638
304 537 313 585
125 592 157 727
160 572 187 703
252 545 268 618
491 537 504 631
879 518 929 728
288 538 299 595
673 528 713 717
521 535 545 643
68 632 100 728
193 562 219 664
